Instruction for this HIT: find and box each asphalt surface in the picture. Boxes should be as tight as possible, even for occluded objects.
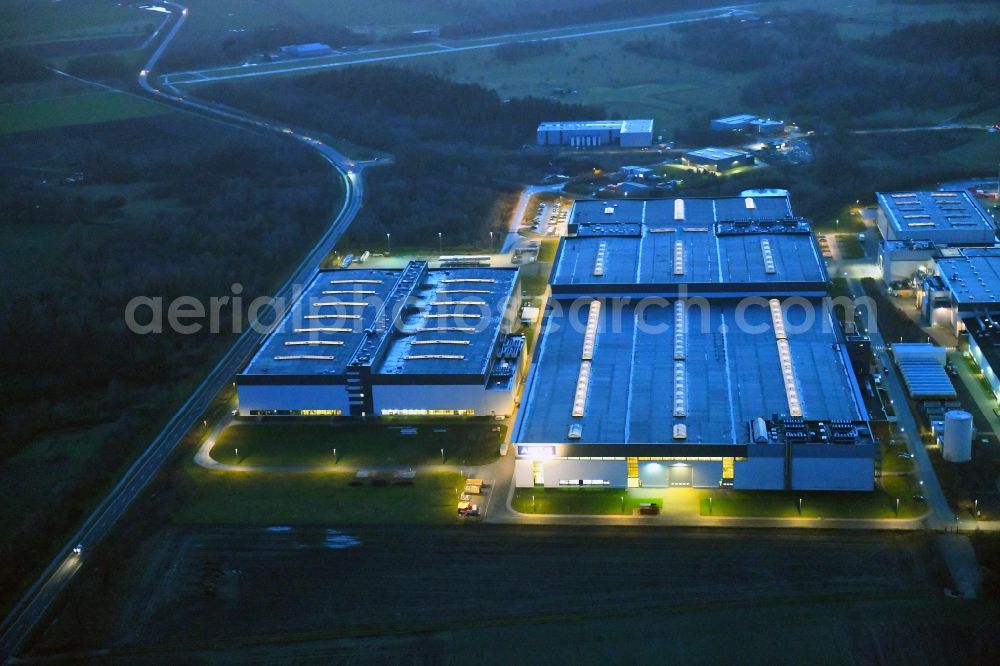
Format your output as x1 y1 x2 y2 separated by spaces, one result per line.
0 3 366 660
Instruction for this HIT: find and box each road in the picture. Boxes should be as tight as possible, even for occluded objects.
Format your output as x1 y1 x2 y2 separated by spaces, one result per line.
160 5 755 86
0 3 367 660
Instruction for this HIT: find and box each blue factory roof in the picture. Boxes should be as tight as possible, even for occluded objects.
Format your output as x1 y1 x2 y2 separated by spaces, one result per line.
552 197 827 295
712 114 759 126
685 147 750 161
937 247 1000 306
242 267 404 378
513 299 863 446
377 267 518 377
241 263 518 380
537 119 653 133
877 191 995 237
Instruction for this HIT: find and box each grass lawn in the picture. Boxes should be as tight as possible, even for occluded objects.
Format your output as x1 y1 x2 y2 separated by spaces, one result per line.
700 476 926 519
536 237 559 263
211 421 504 467
512 488 646 515
0 91 170 135
175 463 465 525
513 476 927 519
0 0 148 44
409 35 749 136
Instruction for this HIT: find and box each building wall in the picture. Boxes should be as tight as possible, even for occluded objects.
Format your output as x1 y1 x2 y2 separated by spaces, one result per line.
373 383 515 416
514 459 535 488
540 459 628 488
879 246 934 284
968 336 1000 403
791 456 874 491
236 383 350 416
638 460 722 487
620 129 653 147
537 128 620 147
733 453 784 490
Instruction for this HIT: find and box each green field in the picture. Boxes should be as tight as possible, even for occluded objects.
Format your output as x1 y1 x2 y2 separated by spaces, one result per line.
212 421 503 467
0 0 148 44
513 474 927 520
176 465 466 525
0 90 169 134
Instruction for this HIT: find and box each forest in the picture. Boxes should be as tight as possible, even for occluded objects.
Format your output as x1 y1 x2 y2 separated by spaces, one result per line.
0 116 338 611
201 65 604 247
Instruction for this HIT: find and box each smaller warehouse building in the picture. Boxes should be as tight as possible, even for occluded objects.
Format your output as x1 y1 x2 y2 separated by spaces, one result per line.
875 191 996 245
237 261 524 418
279 43 334 58
711 114 785 135
536 119 654 147
682 147 754 172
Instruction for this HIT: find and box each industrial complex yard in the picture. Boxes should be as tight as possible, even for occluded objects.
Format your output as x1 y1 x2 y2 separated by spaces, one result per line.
4 0 1000 661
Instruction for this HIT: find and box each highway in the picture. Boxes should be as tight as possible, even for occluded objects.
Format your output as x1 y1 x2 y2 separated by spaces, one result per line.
0 3 365 660
159 5 755 86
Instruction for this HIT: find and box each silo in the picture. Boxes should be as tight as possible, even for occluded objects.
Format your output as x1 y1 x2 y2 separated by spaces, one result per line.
942 410 973 462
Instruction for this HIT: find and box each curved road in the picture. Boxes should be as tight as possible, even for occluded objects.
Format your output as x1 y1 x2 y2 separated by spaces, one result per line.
0 3 366 660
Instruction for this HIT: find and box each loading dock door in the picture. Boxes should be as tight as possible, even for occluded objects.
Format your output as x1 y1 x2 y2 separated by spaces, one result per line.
669 465 692 487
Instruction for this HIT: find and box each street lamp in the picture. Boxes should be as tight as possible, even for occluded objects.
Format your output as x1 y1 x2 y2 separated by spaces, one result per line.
386 232 391 255
489 230 494 250
438 232 443 254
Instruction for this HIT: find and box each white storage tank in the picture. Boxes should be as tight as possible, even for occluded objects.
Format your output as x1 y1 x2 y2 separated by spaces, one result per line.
942 410 973 462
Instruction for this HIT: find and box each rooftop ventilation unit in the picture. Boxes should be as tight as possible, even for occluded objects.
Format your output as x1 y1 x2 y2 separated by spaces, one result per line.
294 327 351 333
673 300 686 361
593 241 607 277
572 360 592 417
761 239 777 275
582 300 601 361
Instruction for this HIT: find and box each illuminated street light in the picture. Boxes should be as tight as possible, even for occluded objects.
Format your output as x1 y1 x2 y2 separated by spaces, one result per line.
438 232 443 254
386 232 391 254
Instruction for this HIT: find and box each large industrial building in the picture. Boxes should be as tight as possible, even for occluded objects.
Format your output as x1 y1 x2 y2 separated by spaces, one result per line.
682 147 755 172
511 196 875 491
236 261 524 417
536 119 654 147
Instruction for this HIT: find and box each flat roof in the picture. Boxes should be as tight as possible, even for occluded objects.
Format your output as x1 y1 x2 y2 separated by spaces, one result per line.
896 360 956 399
877 191 995 236
553 197 827 294
377 267 518 377
937 248 1000 305
514 299 863 446
685 147 749 161
242 267 404 378
537 119 653 133
241 263 518 379
713 114 758 125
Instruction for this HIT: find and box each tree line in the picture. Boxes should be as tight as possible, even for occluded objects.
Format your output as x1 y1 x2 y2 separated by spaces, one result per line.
202 65 604 247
